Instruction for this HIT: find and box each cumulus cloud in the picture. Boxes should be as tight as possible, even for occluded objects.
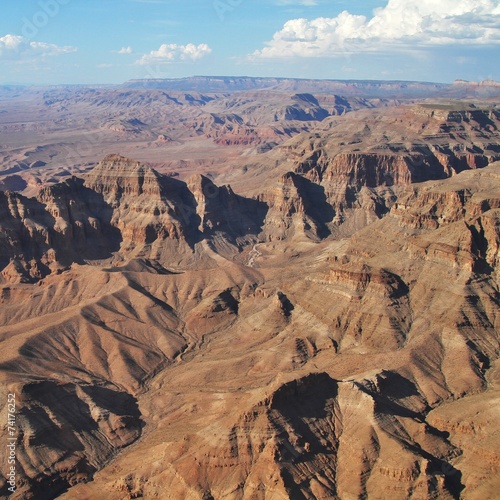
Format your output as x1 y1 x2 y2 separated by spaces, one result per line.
0 34 76 60
136 43 212 65
252 0 500 58
117 46 133 54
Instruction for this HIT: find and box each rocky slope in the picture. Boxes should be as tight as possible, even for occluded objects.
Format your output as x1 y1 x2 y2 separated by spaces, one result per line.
0 148 498 499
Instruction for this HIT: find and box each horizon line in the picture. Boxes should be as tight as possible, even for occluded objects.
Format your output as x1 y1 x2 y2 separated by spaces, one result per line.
1 75 499 88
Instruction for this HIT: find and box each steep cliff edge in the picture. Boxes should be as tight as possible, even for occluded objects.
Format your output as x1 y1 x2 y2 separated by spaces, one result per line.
248 104 500 241
0 178 121 283
0 155 269 281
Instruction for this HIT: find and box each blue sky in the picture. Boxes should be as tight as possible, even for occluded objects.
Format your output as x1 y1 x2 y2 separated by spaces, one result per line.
0 0 499 85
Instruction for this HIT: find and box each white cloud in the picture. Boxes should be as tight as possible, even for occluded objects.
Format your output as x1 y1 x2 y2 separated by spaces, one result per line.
118 46 133 54
136 43 212 65
0 34 76 60
252 0 500 59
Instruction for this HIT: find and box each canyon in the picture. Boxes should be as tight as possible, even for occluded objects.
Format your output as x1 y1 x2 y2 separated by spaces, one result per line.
0 77 499 499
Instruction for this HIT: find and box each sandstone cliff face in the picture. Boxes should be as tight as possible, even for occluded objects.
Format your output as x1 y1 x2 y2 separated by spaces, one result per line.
0 155 270 280
259 171 334 241
0 179 120 282
84 154 194 251
0 190 50 282
187 173 266 240
253 104 500 242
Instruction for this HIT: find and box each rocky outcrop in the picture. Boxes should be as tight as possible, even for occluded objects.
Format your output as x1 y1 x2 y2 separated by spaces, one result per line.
259 171 334 240
84 154 194 249
187 173 266 239
84 154 167 201
327 262 409 299
0 179 120 282
0 155 270 280
276 93 330 122
392 179 500 229
9 381 142 498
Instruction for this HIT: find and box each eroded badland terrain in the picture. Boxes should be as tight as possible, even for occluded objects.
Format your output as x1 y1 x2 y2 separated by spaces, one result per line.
0 77 499 499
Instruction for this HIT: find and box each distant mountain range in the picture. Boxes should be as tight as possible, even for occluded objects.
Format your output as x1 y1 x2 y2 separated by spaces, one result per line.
2 76 499 99
122 75 500 98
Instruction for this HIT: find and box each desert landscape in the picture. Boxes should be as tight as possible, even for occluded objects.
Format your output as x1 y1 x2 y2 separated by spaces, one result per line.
0 75 498 499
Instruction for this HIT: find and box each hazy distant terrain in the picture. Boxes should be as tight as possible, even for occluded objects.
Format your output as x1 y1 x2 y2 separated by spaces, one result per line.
1 77 499 197
0 77 499 499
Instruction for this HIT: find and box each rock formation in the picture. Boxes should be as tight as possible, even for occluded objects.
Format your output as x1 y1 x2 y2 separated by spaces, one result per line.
0 84 499 499
0 155 498 498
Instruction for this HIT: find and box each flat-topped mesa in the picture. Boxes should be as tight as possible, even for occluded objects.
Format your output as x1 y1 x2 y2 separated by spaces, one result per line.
84 154 164 201
412 102 500 120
